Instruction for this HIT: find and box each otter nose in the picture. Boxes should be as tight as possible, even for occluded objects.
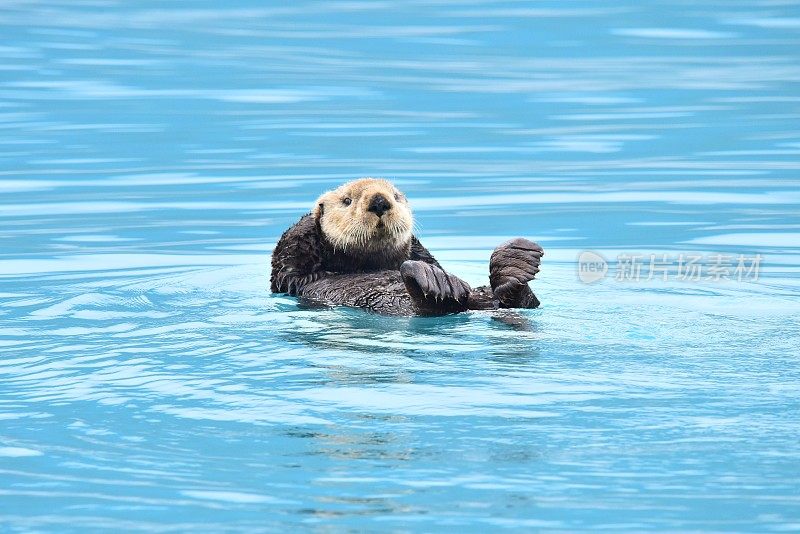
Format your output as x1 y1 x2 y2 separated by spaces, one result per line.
367 193 392 217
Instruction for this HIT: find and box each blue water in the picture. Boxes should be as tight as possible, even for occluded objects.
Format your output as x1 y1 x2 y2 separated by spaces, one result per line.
2 1 800 531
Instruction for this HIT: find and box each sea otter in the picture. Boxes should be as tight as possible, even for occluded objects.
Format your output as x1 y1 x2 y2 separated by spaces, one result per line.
271 178 543 316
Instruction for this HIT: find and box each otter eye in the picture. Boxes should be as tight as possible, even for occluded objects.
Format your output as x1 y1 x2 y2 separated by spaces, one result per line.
394 192 403 202
342 197 352 206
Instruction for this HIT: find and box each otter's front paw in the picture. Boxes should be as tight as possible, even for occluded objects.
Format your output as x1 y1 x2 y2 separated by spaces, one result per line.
489 238 543 289
400 260 470 312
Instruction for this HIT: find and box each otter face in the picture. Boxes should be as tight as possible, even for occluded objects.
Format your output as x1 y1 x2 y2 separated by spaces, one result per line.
314 178 413 252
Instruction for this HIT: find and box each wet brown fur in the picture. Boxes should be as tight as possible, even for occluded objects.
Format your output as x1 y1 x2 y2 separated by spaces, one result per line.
271 178 542 316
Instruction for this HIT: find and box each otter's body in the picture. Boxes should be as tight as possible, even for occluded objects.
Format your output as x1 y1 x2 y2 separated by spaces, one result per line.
271 178 542 316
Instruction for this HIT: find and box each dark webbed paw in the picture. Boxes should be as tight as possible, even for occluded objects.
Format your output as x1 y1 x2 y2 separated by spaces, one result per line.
400 260 470 313
489 238 543 308
489 238 543 287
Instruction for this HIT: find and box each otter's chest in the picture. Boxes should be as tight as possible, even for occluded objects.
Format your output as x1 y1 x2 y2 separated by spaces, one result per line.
321 246 409 274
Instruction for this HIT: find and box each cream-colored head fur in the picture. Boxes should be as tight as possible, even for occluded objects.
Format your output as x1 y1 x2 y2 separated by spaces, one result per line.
314 178 413 252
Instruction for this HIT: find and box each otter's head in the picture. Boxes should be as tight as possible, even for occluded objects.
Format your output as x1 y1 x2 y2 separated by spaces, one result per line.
314 178 413 252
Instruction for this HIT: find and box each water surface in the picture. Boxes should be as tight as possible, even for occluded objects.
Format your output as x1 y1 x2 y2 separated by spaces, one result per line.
2 0 800 531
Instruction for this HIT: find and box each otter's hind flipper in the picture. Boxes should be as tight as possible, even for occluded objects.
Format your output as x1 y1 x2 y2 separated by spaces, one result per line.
489 238 543 309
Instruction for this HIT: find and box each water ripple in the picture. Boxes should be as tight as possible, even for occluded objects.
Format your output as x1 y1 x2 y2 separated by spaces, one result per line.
1 0 800 530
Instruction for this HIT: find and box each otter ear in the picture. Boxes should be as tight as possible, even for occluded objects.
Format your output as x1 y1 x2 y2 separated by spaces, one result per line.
313 190 335 219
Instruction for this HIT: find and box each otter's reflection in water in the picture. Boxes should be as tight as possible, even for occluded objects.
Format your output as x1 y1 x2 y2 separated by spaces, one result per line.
284 303 542 374
277 315 547 523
